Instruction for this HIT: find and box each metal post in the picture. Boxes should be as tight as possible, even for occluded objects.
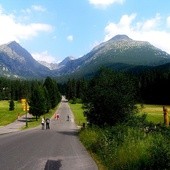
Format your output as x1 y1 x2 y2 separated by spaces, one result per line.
25 100 28 127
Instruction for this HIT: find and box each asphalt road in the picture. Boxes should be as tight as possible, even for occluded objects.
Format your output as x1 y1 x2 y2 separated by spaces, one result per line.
0 98 98 170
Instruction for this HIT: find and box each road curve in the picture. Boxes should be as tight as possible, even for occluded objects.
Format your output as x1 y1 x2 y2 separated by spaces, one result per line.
0 98 98 170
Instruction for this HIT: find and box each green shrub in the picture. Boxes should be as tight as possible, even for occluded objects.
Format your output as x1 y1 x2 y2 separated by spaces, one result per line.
79 127 101 151
146 134 170 169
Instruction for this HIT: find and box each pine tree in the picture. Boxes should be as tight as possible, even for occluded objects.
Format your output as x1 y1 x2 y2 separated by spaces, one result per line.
9 99 15 111
43 77 61 109
29 84 46 120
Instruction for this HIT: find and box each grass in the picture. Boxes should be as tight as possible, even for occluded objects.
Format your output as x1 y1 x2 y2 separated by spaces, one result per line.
70 103 170 169
68 103 87 126
0 100 24 126
0 100 59 129
137 104 167 124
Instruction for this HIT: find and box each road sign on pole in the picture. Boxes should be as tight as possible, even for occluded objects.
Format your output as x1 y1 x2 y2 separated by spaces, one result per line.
21 98 28 127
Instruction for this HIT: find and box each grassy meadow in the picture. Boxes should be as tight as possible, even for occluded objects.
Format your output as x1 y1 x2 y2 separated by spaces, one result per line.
0 100 24 126
0 100 58 128
69 102 170 170
137 104 167 124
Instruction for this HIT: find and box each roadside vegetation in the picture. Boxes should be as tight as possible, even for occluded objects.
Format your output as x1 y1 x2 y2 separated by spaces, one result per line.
70 101 170 170
69 101 86 126
66 68 170 169
22 105 58 129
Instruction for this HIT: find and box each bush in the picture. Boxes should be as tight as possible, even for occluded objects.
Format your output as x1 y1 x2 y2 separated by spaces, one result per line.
79 119 170 169
146 134 170 169
79 126 102 152
83 68 137 126
69 98 82 104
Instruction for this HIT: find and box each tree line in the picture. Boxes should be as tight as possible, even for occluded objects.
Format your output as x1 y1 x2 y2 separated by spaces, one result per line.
64 68 170 126
1 66 170 124
0 76 61 119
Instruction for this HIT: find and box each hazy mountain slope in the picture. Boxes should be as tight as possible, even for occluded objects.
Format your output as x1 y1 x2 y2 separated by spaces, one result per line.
0 41 52 78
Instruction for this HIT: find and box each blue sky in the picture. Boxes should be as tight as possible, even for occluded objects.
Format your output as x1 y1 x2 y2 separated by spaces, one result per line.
0 0 170 63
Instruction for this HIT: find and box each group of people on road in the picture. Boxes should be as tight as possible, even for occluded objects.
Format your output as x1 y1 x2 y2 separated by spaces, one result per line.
55 113 70 121
41 117 50 130
41 113 70 130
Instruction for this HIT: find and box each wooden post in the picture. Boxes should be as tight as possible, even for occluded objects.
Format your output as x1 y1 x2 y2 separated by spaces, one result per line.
163 106 169 127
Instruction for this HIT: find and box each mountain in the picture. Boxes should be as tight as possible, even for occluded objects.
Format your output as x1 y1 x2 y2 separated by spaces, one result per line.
1 35 170 79
53 34 170 77
38 60 58 70
0 41 52 78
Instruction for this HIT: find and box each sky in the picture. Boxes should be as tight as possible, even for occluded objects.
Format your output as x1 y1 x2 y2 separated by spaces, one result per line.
0 0 170 63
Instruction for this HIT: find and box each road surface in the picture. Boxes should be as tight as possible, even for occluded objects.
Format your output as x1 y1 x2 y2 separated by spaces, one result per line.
0 98 98 170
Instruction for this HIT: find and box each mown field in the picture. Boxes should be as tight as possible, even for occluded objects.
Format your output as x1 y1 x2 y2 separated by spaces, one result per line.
137 104 166 124
0 100 24 126
0 100 58 128
70 103 167 125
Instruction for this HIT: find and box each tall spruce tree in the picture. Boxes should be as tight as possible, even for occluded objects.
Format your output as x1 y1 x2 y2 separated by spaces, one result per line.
43 77 61 109
29 84 46 120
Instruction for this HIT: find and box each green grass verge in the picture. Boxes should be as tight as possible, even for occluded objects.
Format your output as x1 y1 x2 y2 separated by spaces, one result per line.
22 105 59 129
0 100 59 129
0 100 24 126
68 103 87 126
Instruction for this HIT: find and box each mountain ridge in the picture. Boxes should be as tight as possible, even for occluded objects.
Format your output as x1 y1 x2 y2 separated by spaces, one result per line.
1 34 170 79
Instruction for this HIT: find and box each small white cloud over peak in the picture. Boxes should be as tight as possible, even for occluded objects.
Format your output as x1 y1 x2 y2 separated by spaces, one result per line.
32 51 58 63
104 14 136 41
89 0 125 8
103 13 170 54
67 35 73 42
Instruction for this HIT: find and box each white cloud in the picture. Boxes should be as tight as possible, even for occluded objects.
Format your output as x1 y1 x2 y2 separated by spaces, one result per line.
31 5 46 12
167 16 170 27
0 7 53 45
104 14 170 54
67 35 73 42
32 51 57 63
21 5 46 14
89 0 125 8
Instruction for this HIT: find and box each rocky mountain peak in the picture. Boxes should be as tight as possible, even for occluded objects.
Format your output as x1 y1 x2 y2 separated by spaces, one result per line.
110 34 132 41
7 41 20 48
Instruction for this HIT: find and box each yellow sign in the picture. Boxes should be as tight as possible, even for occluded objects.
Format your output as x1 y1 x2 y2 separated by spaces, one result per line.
21 99 29 111
21 99 26 105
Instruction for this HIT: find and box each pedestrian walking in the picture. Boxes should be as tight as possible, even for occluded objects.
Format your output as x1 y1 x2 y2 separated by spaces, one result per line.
55 113 59 120
67 115 70 121
46 118 50 129
41 117 45 130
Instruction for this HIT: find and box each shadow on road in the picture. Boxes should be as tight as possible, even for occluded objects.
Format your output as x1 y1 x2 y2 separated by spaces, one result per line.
44 159 62 170
57 130 78 136
18 117 36 123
